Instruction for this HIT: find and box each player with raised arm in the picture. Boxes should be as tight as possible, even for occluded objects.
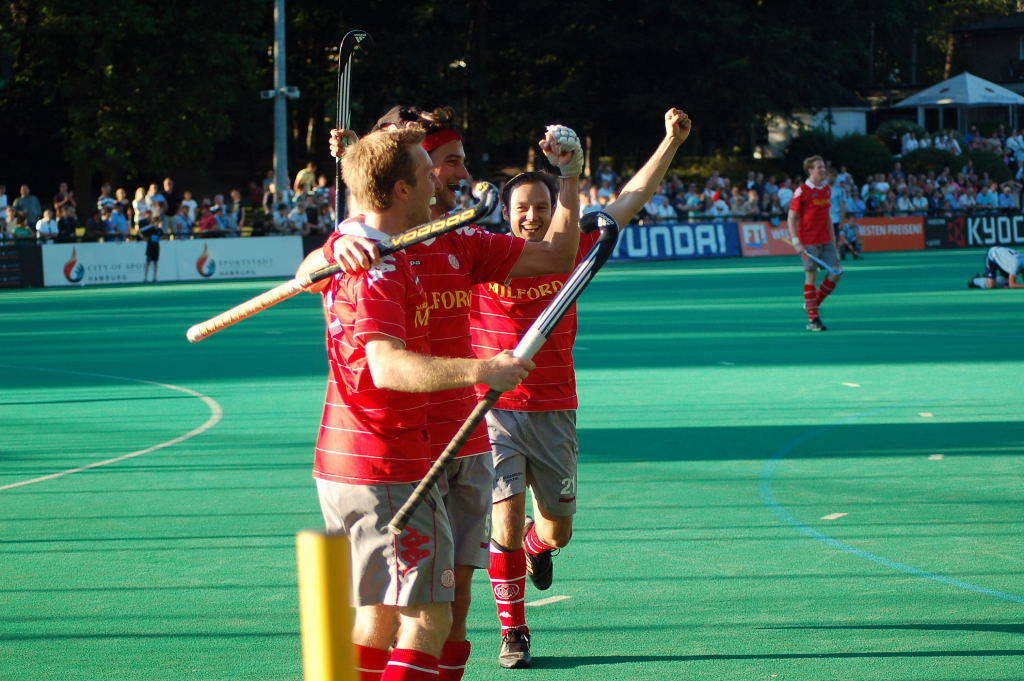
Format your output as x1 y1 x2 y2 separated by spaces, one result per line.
305 106 582 681
788 155 844 332
312 127 534 681
967 246 1024 288
473 108 691 669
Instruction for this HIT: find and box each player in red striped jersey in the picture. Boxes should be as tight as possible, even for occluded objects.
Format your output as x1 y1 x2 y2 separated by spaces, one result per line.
473 108 691 668
787 155 844 332
313 127 534 681
313 107 582 680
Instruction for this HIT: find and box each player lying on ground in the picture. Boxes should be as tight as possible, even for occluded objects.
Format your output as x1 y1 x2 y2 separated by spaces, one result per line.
472 108 691 669
788 155 844 332
309 127 535 681
301 106 583 681
967 246 1024 289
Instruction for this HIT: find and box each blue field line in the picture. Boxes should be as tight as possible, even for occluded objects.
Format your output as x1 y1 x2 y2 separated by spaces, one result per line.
757 410 1024 606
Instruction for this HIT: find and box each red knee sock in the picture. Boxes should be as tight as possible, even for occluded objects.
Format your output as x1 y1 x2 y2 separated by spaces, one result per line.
524 524 556 556
804 284 819 321
488 544 528 635
817 278 837 305
382 648 439 680
438 640 471 681
354 644 389 681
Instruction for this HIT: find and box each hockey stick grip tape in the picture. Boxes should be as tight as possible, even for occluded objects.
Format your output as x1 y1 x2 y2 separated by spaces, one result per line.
387 391 499 536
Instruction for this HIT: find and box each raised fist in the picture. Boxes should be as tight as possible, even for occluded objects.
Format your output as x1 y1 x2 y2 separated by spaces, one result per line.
540 124 584 178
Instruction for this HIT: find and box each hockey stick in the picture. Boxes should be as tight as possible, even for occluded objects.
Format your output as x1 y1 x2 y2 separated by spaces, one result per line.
185 181 499 343
779 236 843 275
334 29 373 222
387 211 621 535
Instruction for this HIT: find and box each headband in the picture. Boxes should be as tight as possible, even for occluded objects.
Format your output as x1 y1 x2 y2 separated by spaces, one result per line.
421 129 462 153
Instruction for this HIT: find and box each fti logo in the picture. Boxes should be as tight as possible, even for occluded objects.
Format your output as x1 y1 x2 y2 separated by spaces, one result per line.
63 248 85 283
742 223 767 249
195 244 216 277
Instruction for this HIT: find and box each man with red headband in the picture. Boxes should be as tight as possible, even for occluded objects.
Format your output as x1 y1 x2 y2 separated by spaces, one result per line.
304 105 582 681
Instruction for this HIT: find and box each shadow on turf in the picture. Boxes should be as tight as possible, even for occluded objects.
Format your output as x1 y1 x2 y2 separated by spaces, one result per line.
531 649 1024 668
760 623 1024 634
578 421 1024 463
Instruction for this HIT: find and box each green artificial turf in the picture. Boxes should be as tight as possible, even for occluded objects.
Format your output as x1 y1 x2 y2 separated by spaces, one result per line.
1 249 1020 681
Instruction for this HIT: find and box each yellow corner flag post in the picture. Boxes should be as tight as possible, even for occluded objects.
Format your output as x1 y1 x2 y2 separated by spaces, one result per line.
296 530 354 681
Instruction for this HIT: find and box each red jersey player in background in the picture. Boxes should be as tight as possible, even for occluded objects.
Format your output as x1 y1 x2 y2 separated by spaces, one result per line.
472 108 691 668
787 155 844 332
311 127 535 681
312 106 583 681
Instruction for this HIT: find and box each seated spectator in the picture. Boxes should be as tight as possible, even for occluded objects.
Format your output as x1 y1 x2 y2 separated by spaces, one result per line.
180 190 198 224
763 192 784 225
270 202 296 234
83 210 108 242
996 185 1015 212
57 205 80 242
35 208 59 243
959 187 977 212
168 204 192 239
976 183 999 213
838 222 863 260
910 188 929 215
777 179 794 211
11 211 32 239
197 205 221 236
708 192 730 217
895 190 913 215
108 203 131 239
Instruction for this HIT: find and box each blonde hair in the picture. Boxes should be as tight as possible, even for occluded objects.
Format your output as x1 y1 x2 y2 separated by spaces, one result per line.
342 128 426 211
803 155 825 172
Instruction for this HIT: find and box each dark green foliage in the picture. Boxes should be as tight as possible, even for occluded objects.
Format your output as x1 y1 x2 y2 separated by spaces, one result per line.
963 149 1011 182
900 147 961 176
833 134 895 182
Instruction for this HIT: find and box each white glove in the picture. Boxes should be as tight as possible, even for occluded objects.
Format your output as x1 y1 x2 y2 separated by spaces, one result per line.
543 124 584 178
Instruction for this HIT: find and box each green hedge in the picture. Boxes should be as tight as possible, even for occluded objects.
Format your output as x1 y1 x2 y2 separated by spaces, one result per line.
783 131 893 182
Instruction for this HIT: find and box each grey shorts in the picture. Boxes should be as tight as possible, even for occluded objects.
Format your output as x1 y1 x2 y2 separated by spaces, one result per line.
315 478 455 607
802 241 841 273
487 409 578 517
435 452 493 569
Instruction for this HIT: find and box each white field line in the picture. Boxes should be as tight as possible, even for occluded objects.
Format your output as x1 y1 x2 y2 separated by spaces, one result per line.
526 595 571 607
0 368 223 491
820 512 849 520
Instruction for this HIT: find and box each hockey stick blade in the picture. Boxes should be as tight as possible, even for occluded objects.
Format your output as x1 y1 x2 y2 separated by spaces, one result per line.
387 211 620 535
185 182 498 343
335 29 373 221
780 236 843 275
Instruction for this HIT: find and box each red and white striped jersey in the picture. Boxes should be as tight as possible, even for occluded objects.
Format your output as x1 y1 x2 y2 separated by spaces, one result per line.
406 225 525 459
790 181 833 246
470 230 600 412
313 221 432 485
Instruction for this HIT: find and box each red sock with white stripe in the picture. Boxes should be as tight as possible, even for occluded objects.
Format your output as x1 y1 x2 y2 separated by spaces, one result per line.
382 648 439 680
523 524 556 556
804 284 819 321
354 644 389 681
438 640 471 681
488 543 528 635
816 278 837 305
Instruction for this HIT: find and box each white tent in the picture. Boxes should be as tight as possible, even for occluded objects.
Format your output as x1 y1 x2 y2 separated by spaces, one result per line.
893 72 1024 131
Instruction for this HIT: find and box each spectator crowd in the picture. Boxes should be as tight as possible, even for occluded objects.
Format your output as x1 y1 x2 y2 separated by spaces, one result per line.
5 127 1024 245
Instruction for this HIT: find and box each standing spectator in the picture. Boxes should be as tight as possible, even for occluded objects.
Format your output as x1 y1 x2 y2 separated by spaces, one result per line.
114 188 132 223
96 183 117 213
787 155 842 332
828 171 846 235
248 180 263 206
293 161 317 196
226 189 246 232
271 202 295 233
57 205 80 242
0 184 7 213
53 182 76 216
132 187 148 228
180 190 198 224
13 185 42 226
145 183 166 214
162 177 181 218
197 204 220 236
777 178 794 212
35 208 59 243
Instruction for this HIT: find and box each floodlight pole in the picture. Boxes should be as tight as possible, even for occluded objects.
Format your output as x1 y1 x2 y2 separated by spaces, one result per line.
272 0 295 207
